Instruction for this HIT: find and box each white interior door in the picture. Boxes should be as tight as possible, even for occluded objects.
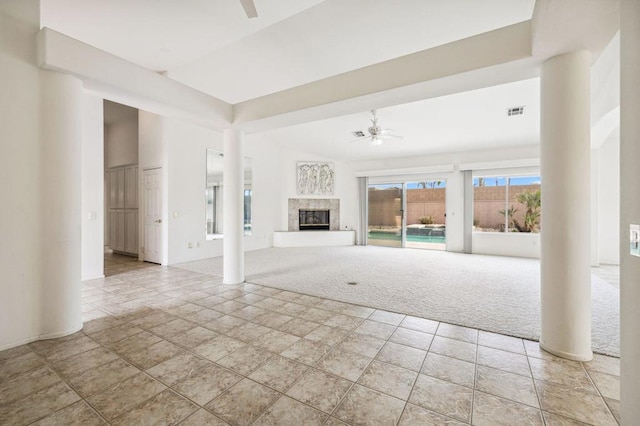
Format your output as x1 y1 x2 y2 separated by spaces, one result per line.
143 168 162 264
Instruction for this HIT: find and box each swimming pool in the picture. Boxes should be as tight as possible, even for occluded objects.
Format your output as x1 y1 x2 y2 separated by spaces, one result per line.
368 231 445 244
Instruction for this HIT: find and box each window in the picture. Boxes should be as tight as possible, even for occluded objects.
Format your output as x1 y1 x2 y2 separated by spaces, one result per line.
206 184 221 236
205 184 251 238
244 187 252 235
473 175 541 233
206 149 252 239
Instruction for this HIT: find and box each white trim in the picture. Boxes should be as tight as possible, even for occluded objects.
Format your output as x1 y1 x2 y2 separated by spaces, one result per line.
460 158 539 171
81 274 105 281
471 166 540 178
539 340 593 362
355 164 454 178
0 324 84 352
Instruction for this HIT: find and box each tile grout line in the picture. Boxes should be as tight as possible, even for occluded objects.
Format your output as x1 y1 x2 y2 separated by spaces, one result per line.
22 342 112 426
525 342 547 426
469 330 479 426
581 361 620 425
395 320 442 424
323 310 402 424
2 262 621 425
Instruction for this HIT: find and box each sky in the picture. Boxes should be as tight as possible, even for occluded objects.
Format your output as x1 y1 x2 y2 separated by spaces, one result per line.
370 176 541 190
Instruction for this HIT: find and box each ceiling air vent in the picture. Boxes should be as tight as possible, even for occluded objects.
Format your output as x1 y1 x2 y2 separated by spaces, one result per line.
507 106 525 116
352 130 366 137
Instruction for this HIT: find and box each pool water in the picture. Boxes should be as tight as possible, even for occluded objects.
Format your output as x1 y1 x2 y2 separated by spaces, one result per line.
368 231 445 244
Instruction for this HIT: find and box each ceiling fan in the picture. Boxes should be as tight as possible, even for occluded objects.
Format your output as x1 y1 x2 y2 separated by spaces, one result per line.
239 0 258 18
351 110 404 146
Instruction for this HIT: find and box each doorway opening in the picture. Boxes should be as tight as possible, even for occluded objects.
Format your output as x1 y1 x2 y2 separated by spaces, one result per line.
367 180 446 250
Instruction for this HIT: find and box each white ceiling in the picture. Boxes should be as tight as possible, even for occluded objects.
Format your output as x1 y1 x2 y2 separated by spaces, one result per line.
41 0 539 162
261 77 541 161
40 0 325 73
168 0 536 103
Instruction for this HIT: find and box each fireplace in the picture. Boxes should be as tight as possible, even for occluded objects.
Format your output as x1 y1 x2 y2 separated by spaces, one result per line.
288 198 339 231
299 209 330 231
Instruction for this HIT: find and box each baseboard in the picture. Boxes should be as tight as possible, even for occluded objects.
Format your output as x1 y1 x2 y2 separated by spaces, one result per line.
0 323 84 352
539 340 593 362
82 274 105 281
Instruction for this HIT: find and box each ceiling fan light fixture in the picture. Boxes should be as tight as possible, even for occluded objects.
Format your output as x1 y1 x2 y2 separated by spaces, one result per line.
370 136 383 146
349 110 403 146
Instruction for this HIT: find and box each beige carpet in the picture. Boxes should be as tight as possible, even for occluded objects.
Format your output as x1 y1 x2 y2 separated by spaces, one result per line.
175 246 620 356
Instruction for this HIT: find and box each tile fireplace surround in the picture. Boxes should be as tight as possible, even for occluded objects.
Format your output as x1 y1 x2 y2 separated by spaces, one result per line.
288 199 340 231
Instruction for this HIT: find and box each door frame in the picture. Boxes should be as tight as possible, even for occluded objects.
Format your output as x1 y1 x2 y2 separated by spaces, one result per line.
142 167 164 264
367 182 406 248
367 176 448 250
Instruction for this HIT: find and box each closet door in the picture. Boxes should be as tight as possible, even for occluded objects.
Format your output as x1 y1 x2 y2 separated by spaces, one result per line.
124 210 138 254
108 210 118 250
116 210 126 252
125 166 138 209
108 170 118 209
116 168 125 209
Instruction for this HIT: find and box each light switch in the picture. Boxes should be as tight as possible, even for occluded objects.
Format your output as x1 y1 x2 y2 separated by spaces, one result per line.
172 211 179 218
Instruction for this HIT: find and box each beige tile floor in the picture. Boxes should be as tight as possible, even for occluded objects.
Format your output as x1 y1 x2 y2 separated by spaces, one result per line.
0 258 620 425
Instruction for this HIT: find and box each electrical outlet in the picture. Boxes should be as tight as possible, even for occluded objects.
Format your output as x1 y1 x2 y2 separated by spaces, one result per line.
196 242 200 248
188 242 193 249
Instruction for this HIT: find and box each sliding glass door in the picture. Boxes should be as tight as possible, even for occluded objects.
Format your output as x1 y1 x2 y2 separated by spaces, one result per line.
367 183 404 247
405 181 446 250
367 180 446 250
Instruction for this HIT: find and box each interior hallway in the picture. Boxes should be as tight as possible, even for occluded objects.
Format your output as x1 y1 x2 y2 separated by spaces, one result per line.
0 261 620 425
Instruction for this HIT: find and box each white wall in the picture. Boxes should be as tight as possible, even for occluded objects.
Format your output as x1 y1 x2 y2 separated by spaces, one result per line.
165 118 222 263
591 148 600 266
156 121 282 265
473 232 540 258
598 130 620 264
445 169 465 252
81 94 105 280
245 134 284 249
0 0 43 349
1 0 84 349
105 117 138 168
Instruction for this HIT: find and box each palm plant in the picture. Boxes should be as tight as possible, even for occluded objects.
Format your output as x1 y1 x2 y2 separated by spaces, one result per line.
499 205 518 230
516 189 541 232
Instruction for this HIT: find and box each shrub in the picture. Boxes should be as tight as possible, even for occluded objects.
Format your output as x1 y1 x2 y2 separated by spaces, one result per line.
516 189 541 233
419 216 435 225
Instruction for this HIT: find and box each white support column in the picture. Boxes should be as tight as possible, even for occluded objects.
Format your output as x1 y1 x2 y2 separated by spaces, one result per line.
620 0 640 422
223 128 245 284
540 50 592 361
39 70 84 337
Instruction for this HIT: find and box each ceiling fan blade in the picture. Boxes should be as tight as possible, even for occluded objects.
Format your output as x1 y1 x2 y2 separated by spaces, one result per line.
239 0 258 18
349 136 369 143
381 134 404 140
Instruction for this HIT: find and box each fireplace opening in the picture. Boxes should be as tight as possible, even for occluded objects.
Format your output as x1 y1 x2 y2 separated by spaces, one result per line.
299 209 330 231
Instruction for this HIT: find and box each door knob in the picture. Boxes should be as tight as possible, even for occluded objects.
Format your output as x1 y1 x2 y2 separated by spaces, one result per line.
155 219 162 223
